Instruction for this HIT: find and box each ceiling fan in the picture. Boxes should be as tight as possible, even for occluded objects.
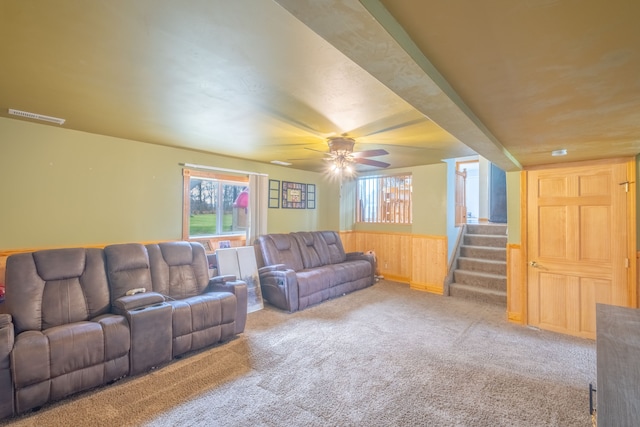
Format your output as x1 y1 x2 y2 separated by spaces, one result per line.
306 136 391 174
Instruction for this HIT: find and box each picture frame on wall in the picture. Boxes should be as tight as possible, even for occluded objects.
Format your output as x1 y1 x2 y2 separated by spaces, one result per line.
281 181 306 209
307 184 316 209
268 179 280 208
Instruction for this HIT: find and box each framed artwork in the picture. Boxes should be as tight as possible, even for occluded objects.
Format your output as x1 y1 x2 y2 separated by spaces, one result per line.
281 181 307 209
269 179 280 208
307 184 316 209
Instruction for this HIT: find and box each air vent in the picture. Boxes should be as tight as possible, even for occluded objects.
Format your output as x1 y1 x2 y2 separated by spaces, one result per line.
8 109 66 125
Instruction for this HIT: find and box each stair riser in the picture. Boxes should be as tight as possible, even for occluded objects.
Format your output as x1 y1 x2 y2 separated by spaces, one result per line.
453 271 506 291
449 285 507 306
457 258 506 275
460 246 506 261
464 234 507 248
466 224 507 236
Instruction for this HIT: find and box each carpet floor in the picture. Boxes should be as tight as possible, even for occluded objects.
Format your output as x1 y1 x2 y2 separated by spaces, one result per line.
1 280 596 426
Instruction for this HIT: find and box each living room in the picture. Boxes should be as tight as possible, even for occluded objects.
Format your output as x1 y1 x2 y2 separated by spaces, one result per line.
1 1 640 425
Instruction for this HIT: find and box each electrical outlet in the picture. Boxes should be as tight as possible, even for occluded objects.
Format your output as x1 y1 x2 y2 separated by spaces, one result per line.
384 262 388 269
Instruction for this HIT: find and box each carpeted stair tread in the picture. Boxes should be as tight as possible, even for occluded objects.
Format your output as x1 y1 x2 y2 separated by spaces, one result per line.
463 234 508 248
453 269 507 291
457 257 507 275
450 223 508 305
449 282 507 305
460 245 507 261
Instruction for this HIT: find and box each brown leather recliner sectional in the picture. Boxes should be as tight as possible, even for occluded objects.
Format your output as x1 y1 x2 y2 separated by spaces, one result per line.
0 241 247 419
255 231 375 312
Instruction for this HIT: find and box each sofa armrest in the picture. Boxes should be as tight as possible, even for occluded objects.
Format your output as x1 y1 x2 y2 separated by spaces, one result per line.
0 314 11 329
346 252 376 284
209 274 237 284
112 292 165 316
346 251 366 260
258 264 287 274
0 313 15 419
258 268 299 312
207 278 248 334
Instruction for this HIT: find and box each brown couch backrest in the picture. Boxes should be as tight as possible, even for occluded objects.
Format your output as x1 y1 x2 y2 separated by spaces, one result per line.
104 243 154 303
146 242 210 299
6 248 111 334
291 232 330 269
318 231 347 264
256 234 304 271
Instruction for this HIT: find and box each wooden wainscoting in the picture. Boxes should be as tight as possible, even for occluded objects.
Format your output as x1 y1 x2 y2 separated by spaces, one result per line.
0 256 6 286
410 235 447 294
339 231 447 293
507 244 524 323
637 250 640 308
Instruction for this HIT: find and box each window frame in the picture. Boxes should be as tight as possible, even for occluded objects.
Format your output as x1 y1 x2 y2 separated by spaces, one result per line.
356 173 412 224
182 168 249 241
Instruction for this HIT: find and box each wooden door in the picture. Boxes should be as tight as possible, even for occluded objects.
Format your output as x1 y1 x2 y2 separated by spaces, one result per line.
527 158 635 339
455 169 467 225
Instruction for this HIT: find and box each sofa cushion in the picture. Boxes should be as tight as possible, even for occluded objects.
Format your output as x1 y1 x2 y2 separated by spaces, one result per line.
292 232 330 269
257 234 304 272
7 248 111 334
147 242 210 299
329 260 372 285
104 243 153 302
319 231 347 264
296 266 336 298
168 293 236 356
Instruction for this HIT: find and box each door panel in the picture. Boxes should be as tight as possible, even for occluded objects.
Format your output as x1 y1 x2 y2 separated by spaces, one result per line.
527 159 634 339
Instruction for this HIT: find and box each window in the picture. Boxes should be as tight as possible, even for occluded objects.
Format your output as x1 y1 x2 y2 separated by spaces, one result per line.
182 169 249 239
356 174 412 224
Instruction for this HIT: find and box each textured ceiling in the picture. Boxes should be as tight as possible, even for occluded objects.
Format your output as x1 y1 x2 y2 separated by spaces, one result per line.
1 0 639 173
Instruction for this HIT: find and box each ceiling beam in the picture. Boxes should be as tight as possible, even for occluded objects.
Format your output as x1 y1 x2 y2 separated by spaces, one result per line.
274 0 522 171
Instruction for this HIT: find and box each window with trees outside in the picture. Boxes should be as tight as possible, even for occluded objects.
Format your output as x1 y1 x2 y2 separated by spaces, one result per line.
182 169 249 239
356 174 412 224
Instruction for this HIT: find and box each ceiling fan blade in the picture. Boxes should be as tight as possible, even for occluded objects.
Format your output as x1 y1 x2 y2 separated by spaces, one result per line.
304 147 331 155
353 158 390 168
351 149 389 158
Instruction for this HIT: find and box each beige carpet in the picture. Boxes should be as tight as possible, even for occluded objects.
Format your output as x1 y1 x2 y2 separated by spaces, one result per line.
1 281 595 426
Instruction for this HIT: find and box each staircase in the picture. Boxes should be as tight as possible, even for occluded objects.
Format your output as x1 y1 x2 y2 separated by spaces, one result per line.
450 223 507 305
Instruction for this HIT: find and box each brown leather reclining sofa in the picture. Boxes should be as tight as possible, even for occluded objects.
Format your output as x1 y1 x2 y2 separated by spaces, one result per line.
255 231 375 312
0 241 247 419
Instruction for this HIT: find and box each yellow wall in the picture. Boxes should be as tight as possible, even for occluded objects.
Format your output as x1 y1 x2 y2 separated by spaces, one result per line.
340 162 448 236
0 117 337 250
337 162 450 293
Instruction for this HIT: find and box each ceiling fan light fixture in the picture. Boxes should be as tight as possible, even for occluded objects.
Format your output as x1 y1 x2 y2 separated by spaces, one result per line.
328 137 355 154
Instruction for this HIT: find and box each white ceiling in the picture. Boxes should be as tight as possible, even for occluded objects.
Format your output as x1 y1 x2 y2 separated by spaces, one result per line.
1 0 639 173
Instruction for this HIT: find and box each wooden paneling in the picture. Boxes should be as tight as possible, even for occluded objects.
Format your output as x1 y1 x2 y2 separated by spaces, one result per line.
339 230 447 293
410 235 447 294
354 232 412 282
339 231 356 253
0 256 6 286
507 244 524 323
